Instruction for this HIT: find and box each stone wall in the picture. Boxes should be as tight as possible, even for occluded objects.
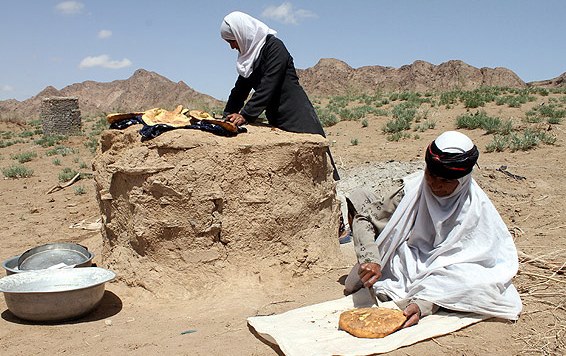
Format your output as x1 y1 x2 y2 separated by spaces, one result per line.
41 97 81 135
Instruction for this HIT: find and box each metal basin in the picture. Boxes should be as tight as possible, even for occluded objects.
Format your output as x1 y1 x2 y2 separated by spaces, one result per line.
17 243 94 271
0 267 115 321
2 256 20 275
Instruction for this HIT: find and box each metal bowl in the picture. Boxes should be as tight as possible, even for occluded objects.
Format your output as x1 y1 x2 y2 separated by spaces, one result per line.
0 267 115 321
2 256 20 275
17 243 94 271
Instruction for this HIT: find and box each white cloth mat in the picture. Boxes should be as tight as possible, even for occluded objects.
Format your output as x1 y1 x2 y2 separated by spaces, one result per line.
248 289 489 356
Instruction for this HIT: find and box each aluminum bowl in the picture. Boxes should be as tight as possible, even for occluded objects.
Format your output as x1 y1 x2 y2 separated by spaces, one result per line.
17 243 94 271
0 267 115 321
2 256 20 275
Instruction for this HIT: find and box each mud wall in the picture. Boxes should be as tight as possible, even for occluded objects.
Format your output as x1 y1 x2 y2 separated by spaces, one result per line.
93 125 342 297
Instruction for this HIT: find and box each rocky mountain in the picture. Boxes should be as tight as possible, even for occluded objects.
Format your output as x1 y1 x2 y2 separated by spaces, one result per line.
296 59 528 97
1 61 564 122
528 72 566 88
0 69 224 121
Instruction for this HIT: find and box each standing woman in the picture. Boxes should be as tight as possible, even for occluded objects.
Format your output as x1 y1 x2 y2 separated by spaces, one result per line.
220 11 339 180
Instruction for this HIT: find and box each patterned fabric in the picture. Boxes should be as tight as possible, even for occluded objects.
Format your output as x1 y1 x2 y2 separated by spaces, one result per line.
347 182 404 264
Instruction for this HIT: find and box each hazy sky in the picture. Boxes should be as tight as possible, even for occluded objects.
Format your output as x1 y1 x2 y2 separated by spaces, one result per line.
1 0 565 101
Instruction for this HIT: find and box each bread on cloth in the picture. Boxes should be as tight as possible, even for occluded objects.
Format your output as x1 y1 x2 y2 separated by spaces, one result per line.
339 307 407 338
142 105 191 127
106 112 144 124
188 110 214 121
188 110 238 133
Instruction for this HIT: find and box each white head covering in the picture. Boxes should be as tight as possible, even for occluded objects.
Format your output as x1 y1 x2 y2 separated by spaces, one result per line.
434 130 474 153
220 11 277 78
372 131 522 320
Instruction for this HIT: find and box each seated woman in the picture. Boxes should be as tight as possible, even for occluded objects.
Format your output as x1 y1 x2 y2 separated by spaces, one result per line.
345 131 522 328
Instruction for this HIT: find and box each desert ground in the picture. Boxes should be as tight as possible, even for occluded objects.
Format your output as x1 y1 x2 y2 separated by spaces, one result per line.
0 89 565 355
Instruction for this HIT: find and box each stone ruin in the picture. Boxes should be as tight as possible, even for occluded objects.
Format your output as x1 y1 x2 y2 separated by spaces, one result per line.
93 124 343 298
40 97 81 135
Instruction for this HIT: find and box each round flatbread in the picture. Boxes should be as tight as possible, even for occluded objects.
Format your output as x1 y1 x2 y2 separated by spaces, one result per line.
339 307 407 338
106 112 144 124
142 105 190 127
189 110 214 121
188 110 239 133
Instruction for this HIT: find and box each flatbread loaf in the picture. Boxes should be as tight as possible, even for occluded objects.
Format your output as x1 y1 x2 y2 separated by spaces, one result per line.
188 110 238 133
188 110 214 121
106 112 144 124
339 307 407 338
142 105 190 127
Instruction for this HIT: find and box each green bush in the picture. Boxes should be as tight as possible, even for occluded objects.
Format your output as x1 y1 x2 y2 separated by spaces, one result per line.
29 119 42 128
58 167 79 182
383 117 412 133
539 105 566 120
495 94 531 108
84 137 99 153
386 132 411 142
485 135 509 152
316 107 339 127
391 102 417 124
2 164 34 178
509 129 556 152
456 110 505 134
439 91 460 106
34 135 67 147
462 92 486 108
46 146 76 157
10 151 37 163
414 120 436 132
18 131 36 138
0 131 14 139
74 186 87 195
526 104 566 123
498 119 514 135
0 138 24 148
87 116 109 137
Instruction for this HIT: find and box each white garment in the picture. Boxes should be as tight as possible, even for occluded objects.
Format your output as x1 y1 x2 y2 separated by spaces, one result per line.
220 11 277 78
372 170 522 320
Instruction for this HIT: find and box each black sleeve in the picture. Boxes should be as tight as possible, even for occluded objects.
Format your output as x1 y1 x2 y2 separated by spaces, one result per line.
240 39 287 119
223 75 253 117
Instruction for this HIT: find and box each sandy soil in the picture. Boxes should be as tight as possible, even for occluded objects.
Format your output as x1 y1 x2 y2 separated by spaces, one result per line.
1 94 565 355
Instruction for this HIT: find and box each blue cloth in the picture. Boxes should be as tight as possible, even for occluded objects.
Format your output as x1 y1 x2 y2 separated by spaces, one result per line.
109 116 247 140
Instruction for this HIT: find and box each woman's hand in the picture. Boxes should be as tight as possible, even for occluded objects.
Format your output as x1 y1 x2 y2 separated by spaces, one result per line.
358 262 381 288
402 303 421 328
226 113 247 126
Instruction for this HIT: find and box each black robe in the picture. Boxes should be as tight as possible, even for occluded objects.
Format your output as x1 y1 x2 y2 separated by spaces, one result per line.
223 35 325 137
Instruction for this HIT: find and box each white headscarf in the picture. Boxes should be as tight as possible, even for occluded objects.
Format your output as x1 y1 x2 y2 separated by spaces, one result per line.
373 131 522 320
220 11 277 78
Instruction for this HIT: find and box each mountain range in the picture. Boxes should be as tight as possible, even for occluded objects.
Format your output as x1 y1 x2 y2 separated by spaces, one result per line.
1 59 564 121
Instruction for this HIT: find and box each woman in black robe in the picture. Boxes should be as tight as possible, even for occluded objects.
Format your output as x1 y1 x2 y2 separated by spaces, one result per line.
221 11 339 180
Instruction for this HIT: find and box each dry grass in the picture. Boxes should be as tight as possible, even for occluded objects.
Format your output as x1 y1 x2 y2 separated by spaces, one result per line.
515 250 566 355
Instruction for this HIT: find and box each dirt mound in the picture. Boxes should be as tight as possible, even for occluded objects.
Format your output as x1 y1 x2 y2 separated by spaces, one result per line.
298 59 527 97
92 124 342 297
